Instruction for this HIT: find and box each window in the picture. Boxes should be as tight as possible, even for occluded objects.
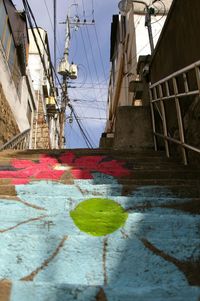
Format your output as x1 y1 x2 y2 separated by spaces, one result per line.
0 1 21 93
2 20 11 53
121 16 126 41
0 0 6 40
27 101 32 124
12 55 21 93
0 3 15 63
8 37 15 69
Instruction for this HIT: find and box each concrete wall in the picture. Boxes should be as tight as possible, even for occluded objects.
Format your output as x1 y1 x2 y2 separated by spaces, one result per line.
113 106 154 150
0 83 19 145
150 0 200 83
150 0 200 164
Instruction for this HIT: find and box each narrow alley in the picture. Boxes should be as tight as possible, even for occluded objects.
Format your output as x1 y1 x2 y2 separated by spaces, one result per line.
0 0 200 300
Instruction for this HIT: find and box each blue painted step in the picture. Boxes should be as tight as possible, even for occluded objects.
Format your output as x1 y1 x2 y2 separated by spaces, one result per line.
1 281 199 301
0 149 199 301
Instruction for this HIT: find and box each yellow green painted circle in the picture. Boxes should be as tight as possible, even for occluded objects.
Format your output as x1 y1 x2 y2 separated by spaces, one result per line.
70 198 128 236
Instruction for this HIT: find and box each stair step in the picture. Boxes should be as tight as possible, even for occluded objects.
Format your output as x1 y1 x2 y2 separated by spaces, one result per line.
119 178 200 185
0 148 199 301
125 162 198 170
0 149 173 162
1 281 199 301
0 194 199 213
127 171 200 179
0 182 199 197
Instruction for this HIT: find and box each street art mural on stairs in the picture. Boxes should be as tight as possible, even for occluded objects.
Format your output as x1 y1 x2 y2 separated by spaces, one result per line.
0 151 199 300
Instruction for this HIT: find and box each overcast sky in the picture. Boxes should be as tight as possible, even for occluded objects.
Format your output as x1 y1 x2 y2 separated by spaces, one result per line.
13 0 119 148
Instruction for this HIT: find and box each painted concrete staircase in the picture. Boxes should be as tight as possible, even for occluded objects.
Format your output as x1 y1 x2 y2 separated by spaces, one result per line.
0 149 199 301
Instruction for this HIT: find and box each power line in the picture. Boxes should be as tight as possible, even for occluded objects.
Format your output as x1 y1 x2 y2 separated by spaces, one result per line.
23 0 56 98
66 122 83 148
70 105 94 148
109 27 164 81
91 0 94 17
85 25 105 102
71 98 105 102
73 104 99 146
73 4 94 85
76 117 106 120
23 0 64 97
93 24 107 82
68 81 108 86
70 28 78 62
81 0 86 19
43 0 62 58
74 1 106 108
91 0 107 83
151 0 166 24
72 1 103 122
24 0 102 148
68 86 108 90
69 0 108 131
53 0 56 71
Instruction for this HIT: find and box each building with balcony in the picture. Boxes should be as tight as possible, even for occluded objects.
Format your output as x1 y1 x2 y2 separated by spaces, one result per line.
101 0 172 149
0 0 60 150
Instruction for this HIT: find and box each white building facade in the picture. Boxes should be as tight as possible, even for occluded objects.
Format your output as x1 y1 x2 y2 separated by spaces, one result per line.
0 0 37 146
28 28 60 149
105 0 172 136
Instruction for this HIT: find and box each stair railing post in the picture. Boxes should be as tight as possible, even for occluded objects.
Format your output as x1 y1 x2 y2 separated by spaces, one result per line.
158 84 170 157
149 88 158 151
165 81 170 101
195 65 200 97
172 77 188 165
183 73 189 93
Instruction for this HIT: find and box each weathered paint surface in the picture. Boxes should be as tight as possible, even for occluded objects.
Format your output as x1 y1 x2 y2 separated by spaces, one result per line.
70 198 128 236
0 152 199 300
0 153 130 184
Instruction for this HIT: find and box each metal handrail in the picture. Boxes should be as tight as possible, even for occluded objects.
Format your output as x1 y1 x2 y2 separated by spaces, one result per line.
153 132 200 153
151 90 199 103
0 129 31 151
149 60 200 165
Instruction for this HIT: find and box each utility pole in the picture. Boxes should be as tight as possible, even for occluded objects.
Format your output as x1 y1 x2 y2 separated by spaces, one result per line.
58 15 78 148
144 4 155 53
59 75 68 148
58 9 94 148
53 0 57 72
118 0 157 53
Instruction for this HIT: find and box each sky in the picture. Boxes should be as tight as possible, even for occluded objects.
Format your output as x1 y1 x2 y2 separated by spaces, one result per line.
13 0 119 149
13 0 168 149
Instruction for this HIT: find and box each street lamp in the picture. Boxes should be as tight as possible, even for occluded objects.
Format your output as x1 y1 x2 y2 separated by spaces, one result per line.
118 0 155 54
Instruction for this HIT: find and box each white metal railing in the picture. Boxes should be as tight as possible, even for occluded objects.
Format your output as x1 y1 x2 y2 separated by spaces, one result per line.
0 129 31 151
149 60 200 165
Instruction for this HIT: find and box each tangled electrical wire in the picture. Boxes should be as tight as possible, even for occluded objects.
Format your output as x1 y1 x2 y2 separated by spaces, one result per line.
151 0 166 25
22 0 94 148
